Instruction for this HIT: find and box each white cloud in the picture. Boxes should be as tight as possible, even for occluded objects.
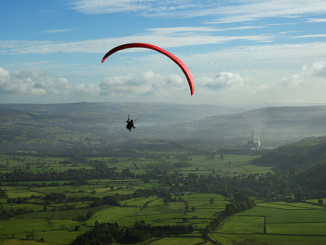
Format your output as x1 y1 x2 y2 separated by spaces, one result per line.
3 39 326 103
250 60 326 104
282 60 326 88
148 26 263 35
99 71 184 97
43 29 73 34
190 60 326 104
0 68 71 95
2 59 326 104
200 72 247 91
71 0 201 15
167 74 184 86
0 67 188 102
75 83 101 96
0 67 10 80
205 0 326 23
306 18 326 23
186 42 326 74
0 28 272 55
302 60 326 77
71 0 326 23
291 34 326 38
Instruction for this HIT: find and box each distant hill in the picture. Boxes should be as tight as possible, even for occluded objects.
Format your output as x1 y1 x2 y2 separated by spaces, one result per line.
1 103 326 152
0 102 245 154
252 136 326 191
252 136 326 170
0 102 244 125
166 105 326 146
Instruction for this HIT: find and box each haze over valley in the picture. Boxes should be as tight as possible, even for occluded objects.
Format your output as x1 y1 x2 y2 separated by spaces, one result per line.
2 102 326 152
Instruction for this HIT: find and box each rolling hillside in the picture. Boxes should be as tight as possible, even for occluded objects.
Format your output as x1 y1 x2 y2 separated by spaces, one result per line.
1 103 326 153
169 105 326 146
252 136 326 191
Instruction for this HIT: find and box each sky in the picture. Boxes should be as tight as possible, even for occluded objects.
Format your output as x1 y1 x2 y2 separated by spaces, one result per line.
1 0 326 106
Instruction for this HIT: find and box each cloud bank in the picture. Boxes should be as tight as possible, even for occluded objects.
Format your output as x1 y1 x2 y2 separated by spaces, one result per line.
0 68 70 96
2 59 326 104
282 60 326 88
0 67 186 102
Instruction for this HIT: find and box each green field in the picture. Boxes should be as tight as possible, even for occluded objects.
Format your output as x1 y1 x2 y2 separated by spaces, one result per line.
210 201 326 245
85 193 228 229
177 154 270 176
1 239 57 245
1 152 325 244
0 218 85 244
217 215 265 234
148 236 206 245
0 191 229 243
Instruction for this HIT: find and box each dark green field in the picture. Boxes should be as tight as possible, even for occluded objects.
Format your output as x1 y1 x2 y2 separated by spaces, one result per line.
1 152 249 244
1 150 326 245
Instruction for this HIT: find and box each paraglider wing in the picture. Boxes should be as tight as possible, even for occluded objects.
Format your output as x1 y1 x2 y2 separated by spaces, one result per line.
101 43 194 95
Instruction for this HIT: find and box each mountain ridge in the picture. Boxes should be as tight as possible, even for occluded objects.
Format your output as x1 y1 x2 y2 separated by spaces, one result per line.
1 102 326 149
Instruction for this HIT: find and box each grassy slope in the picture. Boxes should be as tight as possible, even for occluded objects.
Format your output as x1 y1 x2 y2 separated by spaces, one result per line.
252 136 326 190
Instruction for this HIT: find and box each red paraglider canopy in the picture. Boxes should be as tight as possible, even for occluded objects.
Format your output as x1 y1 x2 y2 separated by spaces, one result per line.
101 43 194 95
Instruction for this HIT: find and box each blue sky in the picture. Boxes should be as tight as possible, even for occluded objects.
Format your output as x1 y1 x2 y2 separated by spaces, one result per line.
1 0 326 105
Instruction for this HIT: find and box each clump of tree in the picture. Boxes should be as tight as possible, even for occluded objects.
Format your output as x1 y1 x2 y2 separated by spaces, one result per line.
91 195 121 207
224 197 255 216
72 222 119 245
44 192 66 203
133 221 193 237
72 221 193 245
0 189 7 198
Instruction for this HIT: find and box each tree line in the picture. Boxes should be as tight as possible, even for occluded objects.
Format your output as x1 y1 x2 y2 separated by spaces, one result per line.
72 221 193 245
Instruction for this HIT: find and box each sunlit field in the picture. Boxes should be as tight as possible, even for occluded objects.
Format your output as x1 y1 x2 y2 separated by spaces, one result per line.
210 201 326 245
